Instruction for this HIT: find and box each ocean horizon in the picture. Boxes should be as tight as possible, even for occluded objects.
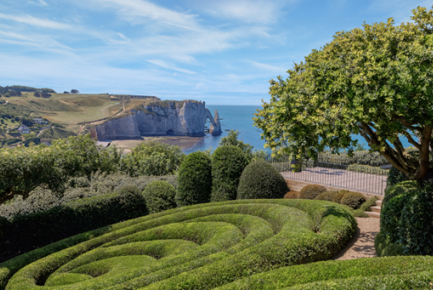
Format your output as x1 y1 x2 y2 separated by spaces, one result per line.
182 105 417 155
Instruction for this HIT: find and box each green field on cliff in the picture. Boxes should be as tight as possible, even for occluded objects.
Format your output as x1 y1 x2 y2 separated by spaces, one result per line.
0 92 164 135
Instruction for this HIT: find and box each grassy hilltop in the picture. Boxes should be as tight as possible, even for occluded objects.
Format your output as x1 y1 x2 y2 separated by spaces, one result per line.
0 88 196 148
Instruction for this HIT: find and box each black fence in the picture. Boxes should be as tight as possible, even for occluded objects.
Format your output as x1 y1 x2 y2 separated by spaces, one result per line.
266 152 392 195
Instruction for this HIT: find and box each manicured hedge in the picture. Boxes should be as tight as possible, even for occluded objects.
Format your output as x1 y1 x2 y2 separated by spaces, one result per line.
0 199 356 289
299 184 327 200
0 186 147 263
217 256 433 289
237 160 288 199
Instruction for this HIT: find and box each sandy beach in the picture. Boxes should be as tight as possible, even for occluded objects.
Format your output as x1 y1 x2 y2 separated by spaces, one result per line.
111 136 203 153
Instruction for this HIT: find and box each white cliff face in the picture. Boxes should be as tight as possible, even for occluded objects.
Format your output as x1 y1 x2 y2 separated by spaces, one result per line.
209 109 222 136
94 100 221 140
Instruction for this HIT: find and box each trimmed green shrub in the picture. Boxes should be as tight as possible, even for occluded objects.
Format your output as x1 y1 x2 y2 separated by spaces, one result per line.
0 199 355 289
211 146 249 202
340 191 366 209
237 160 289 199
176 151 212 206
0 185 147 262
314 190 340 202
299 184 327 200
386 166 409 189
332 190 347 203
143 181 176 214
398 182 433 255
380 181 419 243
374 232 405 257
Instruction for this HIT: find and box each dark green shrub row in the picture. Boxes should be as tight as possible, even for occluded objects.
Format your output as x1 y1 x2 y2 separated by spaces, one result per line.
0 185 147 263
0 199 356 290
217 256 433 289
143 181 176 214
0 172 177 220
237 160 288 199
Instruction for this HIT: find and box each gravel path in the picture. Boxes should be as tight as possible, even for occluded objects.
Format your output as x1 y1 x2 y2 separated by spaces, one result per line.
333 217 380 260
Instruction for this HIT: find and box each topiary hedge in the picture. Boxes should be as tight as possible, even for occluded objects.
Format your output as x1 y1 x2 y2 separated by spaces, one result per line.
314 191 340 202
143 181 176 214
0 185 147 262
237 160 289 199
211 146 248 202
176 151 212 206
299 184 327 200
340 191 366 209
0 199 356 290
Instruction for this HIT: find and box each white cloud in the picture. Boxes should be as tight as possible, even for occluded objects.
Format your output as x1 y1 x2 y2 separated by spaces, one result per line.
38 0 48 6
146 59 196 74
194 0 299 24
0 13 72 29
247 60 286 74
90 0 199 30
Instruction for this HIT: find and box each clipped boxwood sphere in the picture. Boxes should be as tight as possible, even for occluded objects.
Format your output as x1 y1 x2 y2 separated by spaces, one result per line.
143 180 176 214
299 184 327 200
211 145 249 202
237 160 289 199
176 151 212 206
340 191 366 209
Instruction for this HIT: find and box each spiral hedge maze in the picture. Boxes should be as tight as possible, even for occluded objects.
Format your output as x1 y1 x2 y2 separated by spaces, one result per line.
0 199 356 290
2 199 431 289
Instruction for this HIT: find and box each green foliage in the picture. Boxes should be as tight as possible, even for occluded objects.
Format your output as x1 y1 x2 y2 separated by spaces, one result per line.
386 165 410 189
380 181 419 243
176 151 212 206
0 185 146 263
237 160 288 199
398 182 433 255
143 180 176 214
340 191 366 209
37 127 76 140
314 190 341 202
0 199 355 289
299 184 327 200
119 141 185 177
347 164 389 175
211 146 249 202
218 130 253 159
0 135 122 203
374 232 405 257
252 5 433 181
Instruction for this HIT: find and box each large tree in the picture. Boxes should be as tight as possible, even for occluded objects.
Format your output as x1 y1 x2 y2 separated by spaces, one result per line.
253 6 433 181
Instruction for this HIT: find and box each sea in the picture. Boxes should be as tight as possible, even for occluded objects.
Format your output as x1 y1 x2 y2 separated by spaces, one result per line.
182 105 416 155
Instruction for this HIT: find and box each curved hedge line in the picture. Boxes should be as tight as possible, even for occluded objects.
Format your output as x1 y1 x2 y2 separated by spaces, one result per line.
217 256 433 289
0 199 356 290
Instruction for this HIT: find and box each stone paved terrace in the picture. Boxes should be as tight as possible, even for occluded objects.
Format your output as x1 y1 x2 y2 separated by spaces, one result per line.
281 166 388 195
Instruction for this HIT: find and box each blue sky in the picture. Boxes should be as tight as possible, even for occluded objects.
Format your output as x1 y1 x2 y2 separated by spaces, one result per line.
1 0 433 105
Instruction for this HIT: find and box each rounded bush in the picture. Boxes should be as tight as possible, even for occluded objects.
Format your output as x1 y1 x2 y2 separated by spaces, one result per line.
284 191 299 199
299 184 327 200
237 160 289 199
340 191 366 209
143 181 176 214
211 146 249 202
314 191 340 202
176 151 212 206
332 190 348 203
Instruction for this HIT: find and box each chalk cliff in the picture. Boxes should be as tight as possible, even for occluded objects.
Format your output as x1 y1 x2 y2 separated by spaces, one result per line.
209 109 222 136
94 100 222 140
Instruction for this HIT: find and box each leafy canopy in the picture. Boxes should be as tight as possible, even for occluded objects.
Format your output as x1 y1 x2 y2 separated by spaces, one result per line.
253 6 433 180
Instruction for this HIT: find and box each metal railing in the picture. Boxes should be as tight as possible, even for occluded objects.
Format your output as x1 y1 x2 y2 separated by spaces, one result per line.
266 152 391 195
